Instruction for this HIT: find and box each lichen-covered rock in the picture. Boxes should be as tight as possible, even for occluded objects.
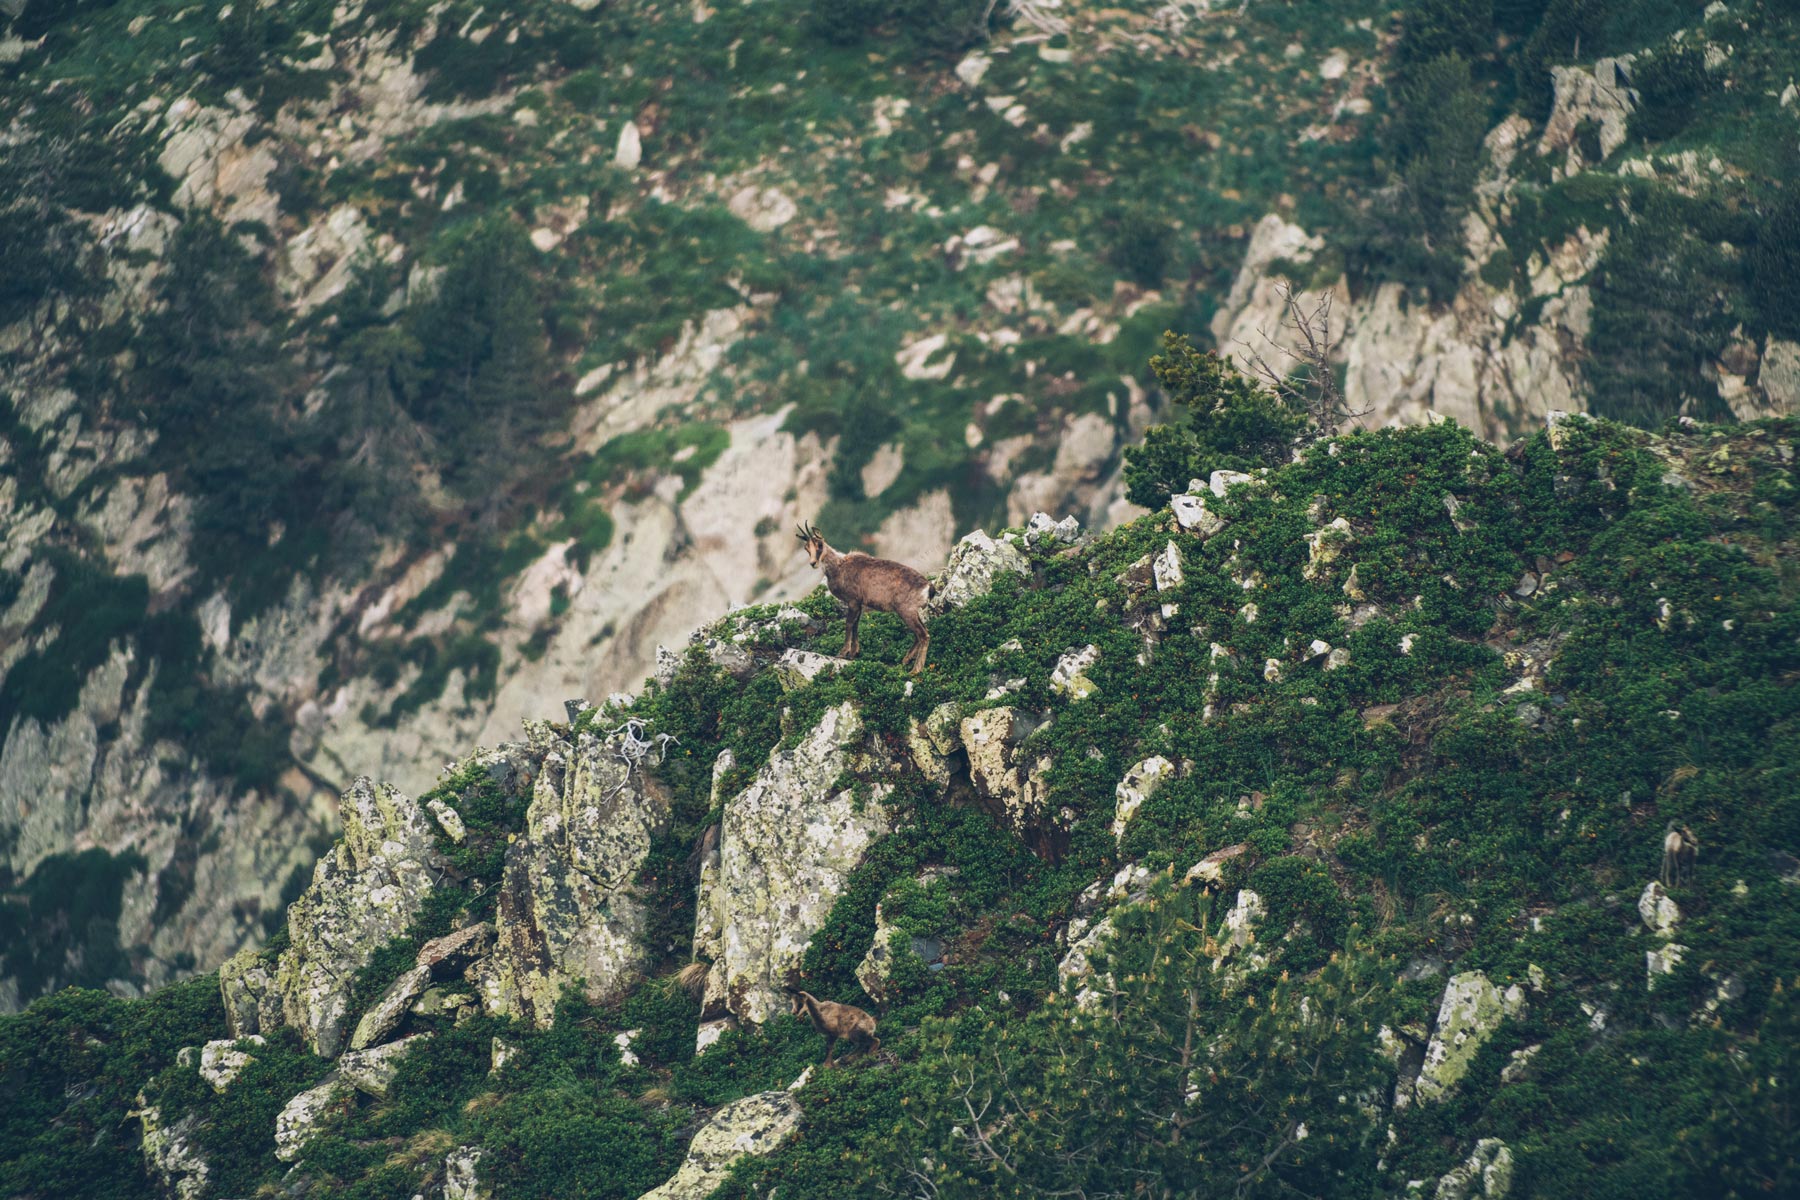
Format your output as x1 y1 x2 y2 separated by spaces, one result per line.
1184 842 1248 886
139 1100 210 1199
1058 913 1117 1011
1050 644 1100 699
960 707 1062 860
475 724 672 1025
274 1075 345 1162
1435 1137 1515 1200
1416 971 1525 1103
427 797 467 843
219 947 283 1039
1637 881 1681 938
695 702 893 1027
855 900 907 1005
1302 517 1354 581
1171 492 1227 537
1539 57 1636 165
277 778 446 1058
444 1144 488 1200
773 648 849 692
1024 511 1081 548
338 1034 430 1097
1208 470 1255 497
906 701 962 792
1112 756 1175 842
350 965 429 1052
932 529 1029 612
419 922 496 973
638 1091 803 1200
1646 942 1688 990
198 1036 263 1092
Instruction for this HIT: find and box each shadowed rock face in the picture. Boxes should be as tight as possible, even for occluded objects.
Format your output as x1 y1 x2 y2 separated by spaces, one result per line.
275 778 444 1058
471 723 671 1026
694 701 894 1030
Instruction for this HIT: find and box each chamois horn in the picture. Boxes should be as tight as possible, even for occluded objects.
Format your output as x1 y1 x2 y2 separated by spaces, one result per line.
795 521 817 542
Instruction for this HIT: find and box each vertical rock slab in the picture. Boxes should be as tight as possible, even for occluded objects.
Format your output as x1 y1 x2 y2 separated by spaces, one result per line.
474 725 671 1025
276 778 445 1058
219 946 284 1038
698 702 893 1027
1416 971 1525 1103
960 707 1065 862
139 1100 211 1200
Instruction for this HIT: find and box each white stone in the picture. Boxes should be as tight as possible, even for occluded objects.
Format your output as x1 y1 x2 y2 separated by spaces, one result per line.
1051 644 1101 699
274 1077 344 1161
1112 756 1175 842
614 120 642 168
1637 881 1682 938
198 1036 264 1091
1416 972 1524 1103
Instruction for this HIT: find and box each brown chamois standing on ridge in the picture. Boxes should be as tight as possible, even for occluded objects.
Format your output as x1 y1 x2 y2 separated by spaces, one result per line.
788 988 880 1065
796 521 934 673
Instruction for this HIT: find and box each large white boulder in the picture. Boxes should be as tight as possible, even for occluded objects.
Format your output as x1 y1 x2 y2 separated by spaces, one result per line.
694 702 894 1027
472 724 671 1026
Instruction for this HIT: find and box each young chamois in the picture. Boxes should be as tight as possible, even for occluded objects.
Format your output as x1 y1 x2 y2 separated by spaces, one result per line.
787 988 880 1065
796 522 934 673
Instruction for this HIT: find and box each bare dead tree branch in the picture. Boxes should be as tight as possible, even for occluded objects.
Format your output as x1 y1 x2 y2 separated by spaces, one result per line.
1236 280 1372 441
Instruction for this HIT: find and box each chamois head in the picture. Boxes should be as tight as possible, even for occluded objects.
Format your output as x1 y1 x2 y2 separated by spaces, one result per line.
796 521 827 568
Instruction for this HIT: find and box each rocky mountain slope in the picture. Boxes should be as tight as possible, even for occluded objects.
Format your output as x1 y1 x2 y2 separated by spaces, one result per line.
4 0 1798 1011
3 409 1797 1199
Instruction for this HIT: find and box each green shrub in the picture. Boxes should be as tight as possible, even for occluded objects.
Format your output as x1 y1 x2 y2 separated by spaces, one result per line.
1751 191 1800 340
1629 44 1710 142
1121 332 1303 506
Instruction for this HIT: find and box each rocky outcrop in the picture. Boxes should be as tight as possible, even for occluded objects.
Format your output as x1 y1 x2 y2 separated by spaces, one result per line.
139 1100 211 1200
1111 756 1175 843
472 724 671 1026
276 778 445 1058
444 1145 489 1200
198 1036 263 1092
693 702 894 1030
1415 971 1525 1104
960 706 1063 861
1434 1138 1515 1200
639 1091 802 1200
855 869 954 1004
219 948 285 1039
931 530 1030 613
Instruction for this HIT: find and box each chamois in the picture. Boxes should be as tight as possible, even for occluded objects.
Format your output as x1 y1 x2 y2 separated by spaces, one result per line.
1661 823 1699 887
788 988 880 1065
796 522 934 673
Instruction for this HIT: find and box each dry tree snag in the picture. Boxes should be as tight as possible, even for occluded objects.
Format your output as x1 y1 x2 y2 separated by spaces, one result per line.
1237 281 1372 440
796 522 934 673
788 988 880 1065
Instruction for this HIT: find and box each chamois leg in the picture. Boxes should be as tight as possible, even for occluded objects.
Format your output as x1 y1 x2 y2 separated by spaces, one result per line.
822 1035 838 1066
842 604 862 659
901 611 929 673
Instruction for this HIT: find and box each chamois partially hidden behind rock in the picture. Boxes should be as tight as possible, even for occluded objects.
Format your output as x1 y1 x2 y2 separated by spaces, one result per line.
788 988 880 1065
796 521 934 673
